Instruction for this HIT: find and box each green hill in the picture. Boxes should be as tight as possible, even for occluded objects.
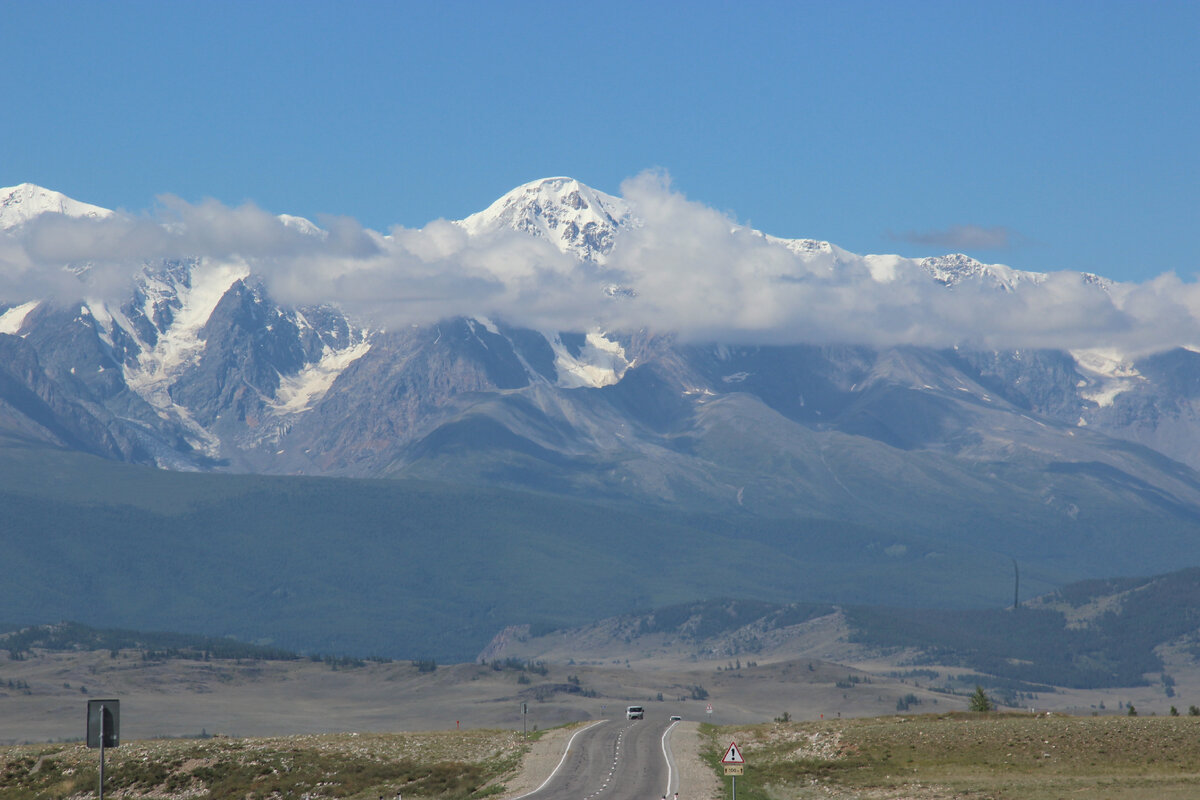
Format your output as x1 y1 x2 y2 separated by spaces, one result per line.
846 567 1200 690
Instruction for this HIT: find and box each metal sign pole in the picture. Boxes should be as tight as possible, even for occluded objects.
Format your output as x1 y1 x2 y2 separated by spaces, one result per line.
98 703 106 800
732 774 736 800
87 698 119 800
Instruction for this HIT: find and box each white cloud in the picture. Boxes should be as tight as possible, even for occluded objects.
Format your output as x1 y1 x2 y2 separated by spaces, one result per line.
888 223 1018 250
4 174 1200 357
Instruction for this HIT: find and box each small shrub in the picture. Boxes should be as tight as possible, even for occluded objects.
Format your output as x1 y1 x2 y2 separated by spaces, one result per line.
969 685 992 712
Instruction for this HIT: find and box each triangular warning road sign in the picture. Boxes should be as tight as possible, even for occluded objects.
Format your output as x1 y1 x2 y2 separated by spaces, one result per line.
722 741 744 764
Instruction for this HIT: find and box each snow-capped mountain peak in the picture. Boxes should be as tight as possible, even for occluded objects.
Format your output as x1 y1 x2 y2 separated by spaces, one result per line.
278 213 325 238
0 183 114 230
764 234 835 257
455 177 635 263
918 253 1043 291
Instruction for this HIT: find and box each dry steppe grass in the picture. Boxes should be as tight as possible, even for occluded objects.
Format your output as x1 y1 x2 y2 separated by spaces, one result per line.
0 650 600 743
10 643 1200 799
0 729 526 800
713 712 1200 799
6 713 1200 800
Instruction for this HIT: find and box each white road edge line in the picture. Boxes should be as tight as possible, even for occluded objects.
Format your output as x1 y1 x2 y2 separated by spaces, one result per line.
512 719 608 799
661 719 681 796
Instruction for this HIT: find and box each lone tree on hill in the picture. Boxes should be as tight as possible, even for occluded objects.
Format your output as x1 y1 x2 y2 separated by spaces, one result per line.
969 685 993 712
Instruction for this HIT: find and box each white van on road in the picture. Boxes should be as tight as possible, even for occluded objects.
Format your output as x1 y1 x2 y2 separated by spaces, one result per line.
626 705 644 719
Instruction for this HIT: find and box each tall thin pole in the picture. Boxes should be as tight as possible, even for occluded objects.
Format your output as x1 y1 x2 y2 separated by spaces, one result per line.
98 703 106 800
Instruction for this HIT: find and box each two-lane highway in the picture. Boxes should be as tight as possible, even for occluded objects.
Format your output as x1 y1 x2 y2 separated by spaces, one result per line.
516 716 681 800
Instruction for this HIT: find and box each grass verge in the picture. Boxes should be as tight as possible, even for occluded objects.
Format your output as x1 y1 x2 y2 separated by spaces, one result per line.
0 730 527 800
703 712 1200 799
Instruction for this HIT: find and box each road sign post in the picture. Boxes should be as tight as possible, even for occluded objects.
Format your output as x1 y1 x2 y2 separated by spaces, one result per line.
87 700 120 800
722 740 745 800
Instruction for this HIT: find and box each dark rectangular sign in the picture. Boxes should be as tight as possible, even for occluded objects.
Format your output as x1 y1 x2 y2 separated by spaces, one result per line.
86 699 120 748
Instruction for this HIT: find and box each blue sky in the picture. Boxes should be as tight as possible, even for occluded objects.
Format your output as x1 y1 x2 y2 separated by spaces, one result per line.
3 0 1196 282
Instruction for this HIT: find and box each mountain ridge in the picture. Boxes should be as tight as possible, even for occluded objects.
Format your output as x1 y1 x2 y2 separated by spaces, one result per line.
7 178 1200 659
2 177 1198 486
0 182 113 229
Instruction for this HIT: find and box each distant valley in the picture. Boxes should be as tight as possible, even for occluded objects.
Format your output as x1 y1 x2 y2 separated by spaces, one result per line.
8 566 1200 744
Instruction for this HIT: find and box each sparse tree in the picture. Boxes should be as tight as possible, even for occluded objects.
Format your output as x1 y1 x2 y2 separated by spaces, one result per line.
969 685 992 712
1170 705 1179 716
1127 704 1137 716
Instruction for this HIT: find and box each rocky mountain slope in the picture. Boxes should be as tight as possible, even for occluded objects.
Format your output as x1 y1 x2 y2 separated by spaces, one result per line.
3 178 1200 487
6 178 1200 638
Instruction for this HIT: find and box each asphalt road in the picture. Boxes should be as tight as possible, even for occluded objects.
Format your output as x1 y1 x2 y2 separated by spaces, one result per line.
517 716 681 800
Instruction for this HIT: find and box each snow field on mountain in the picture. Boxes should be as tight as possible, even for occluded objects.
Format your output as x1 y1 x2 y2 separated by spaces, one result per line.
547 330 632 389
0 183 113 230
0 300 39 334
122 258 250 397
1071 348 1144 409
272 340 371 414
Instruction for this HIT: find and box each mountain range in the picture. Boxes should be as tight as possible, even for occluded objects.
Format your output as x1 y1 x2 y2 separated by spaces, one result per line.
5 177 1200 658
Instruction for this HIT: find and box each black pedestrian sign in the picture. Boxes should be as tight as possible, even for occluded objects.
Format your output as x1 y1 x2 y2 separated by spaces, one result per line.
87 699 120 748
722 740 744 764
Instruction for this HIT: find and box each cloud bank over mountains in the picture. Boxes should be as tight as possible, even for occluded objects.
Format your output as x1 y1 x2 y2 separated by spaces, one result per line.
3 172 1200 355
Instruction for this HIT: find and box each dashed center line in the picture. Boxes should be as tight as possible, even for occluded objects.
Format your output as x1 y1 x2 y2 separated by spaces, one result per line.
582 727 626 799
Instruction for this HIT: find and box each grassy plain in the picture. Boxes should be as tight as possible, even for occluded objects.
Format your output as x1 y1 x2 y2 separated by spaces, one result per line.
708 713 1200 799
5 712 1200 799
9 639 1200 799
0 729 526 800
